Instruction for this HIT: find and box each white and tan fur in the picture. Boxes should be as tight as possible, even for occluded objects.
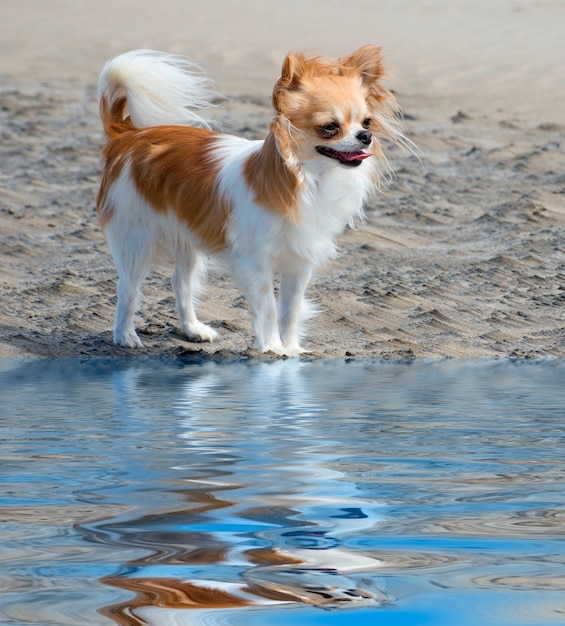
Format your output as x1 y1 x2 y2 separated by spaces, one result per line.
97 46 405 355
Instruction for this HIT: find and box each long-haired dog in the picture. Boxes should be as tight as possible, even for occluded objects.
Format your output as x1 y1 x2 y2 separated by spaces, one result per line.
97 46 406 355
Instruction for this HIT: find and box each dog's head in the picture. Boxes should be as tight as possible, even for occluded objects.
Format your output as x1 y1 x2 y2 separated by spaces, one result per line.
271 45 395 170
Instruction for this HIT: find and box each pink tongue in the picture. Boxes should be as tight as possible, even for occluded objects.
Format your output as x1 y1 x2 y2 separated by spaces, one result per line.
340 151 372 161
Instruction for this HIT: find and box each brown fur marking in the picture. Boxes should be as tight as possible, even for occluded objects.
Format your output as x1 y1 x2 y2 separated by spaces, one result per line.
243 131 301 218
97 97 231 251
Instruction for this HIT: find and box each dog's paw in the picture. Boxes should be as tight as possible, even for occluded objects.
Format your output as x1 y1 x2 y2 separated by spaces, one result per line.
255 337 285 356
256 339 306 358
184 322 219 343
114 330 143 348
282 344 308 357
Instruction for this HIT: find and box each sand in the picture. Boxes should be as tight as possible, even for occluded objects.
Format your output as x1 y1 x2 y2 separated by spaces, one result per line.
1 1 564 359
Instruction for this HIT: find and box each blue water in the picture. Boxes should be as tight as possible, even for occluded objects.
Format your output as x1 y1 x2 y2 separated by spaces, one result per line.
0 358 564 625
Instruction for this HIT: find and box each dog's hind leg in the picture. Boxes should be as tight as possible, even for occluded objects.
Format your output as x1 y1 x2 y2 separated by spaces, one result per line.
172 251 218 342
107 229 153 348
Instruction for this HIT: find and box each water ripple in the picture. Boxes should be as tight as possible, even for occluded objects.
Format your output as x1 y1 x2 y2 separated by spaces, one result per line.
1 358 565 625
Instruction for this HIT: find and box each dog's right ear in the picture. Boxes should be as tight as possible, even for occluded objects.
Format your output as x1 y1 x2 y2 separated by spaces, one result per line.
273 52 306 112
280 53 306 89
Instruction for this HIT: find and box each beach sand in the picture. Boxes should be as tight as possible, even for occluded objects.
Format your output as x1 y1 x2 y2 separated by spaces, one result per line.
1 0 564 359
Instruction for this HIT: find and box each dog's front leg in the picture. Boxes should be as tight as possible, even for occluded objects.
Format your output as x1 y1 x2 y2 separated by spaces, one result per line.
279 267 313 356
230 256 284 354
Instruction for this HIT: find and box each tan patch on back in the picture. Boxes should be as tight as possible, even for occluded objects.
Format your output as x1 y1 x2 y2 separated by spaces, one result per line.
97 124 231 251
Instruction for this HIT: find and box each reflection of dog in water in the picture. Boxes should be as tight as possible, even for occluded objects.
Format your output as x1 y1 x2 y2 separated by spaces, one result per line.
244 507 391 609
101 506 392 623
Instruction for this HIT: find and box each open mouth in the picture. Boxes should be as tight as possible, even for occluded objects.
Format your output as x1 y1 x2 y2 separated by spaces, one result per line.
315 146 372 167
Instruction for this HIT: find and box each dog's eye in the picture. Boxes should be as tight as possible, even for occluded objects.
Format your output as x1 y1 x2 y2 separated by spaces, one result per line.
320 122 340 137
362 118 372 129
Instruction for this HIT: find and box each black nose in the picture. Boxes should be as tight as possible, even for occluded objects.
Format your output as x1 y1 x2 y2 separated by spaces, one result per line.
356 130 372 146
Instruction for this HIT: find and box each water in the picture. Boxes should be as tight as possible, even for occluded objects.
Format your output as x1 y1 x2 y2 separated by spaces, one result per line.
0 358 564 626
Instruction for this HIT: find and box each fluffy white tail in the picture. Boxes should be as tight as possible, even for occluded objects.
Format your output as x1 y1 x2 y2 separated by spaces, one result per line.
98 49 216 130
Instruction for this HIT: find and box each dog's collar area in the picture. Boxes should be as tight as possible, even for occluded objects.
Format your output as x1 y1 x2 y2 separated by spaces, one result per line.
315 146 372 167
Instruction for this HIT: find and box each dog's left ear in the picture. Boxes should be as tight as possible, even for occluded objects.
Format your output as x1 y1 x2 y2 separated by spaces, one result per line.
341 45 385 86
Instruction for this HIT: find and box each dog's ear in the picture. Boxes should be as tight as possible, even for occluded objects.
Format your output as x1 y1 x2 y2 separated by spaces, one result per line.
341 45 390 105
341 45 385 86
273 52 306 112
280 52 306 90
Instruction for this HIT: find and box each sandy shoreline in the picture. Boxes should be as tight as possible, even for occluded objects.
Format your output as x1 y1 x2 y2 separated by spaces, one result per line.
1 2 564 359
